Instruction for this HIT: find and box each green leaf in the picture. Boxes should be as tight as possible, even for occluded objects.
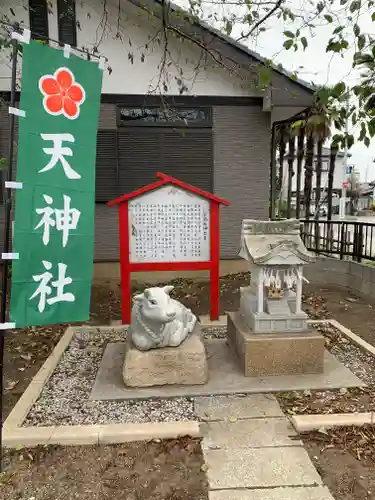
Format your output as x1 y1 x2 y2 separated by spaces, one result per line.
259 67 272 87
324 14 333 22
283 39 294 50
372 11 375 21
333 25 345 34
301 36 308 50
284 31 295 38
364 136 370 147
332 82 346 97
291 73 297 81
225 20 233 36
353 24 360 36
358 34 366 50
349 0 361 12
326 41 342 53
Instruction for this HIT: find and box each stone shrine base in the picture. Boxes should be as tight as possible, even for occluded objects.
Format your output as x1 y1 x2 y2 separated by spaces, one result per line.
227 312 325 377
123 330 208 388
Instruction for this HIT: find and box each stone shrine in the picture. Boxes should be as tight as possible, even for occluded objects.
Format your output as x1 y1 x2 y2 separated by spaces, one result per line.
227 219 325 377
123 286 208 387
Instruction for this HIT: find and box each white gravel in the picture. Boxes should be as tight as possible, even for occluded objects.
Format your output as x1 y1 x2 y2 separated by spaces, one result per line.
317 322 375 386
23 326 224 428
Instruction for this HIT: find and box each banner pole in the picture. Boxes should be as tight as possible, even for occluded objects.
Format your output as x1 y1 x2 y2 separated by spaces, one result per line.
0 35 18 471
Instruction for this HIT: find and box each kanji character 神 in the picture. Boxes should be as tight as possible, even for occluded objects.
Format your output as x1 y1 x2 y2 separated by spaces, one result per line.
30 261 75 313
35 194 80 247
40 133 81 179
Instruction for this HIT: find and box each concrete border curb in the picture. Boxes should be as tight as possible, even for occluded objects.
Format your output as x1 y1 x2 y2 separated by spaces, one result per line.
4 326 76 430
328 319 375 357
289 319 375 433
3 325 201 448
3 421 201 448
291 412 374 433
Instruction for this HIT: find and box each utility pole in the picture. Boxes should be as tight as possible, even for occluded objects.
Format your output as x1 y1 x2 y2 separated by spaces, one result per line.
339 96 350 220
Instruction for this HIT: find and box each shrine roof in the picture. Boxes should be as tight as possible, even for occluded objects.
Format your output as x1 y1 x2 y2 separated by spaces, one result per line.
239 219 316 265
107 172 230 206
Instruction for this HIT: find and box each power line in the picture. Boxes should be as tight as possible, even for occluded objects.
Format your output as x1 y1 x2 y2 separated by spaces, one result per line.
0 18 107 61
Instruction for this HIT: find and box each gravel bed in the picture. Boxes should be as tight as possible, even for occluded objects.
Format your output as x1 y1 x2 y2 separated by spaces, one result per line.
278 322 375 415
23 327 225 427
317 322 375 386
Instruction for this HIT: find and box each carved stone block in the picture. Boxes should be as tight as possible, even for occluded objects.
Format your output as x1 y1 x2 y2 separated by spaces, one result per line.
227 312 325 377
123 329 208 388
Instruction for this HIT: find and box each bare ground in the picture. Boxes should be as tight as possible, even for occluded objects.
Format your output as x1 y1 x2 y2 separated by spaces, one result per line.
3 274 375 499
0 438 208 500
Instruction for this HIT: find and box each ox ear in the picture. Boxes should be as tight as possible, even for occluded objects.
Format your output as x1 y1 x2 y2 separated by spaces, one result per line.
143 288 150 299
133 293 144 303
163 285 174 295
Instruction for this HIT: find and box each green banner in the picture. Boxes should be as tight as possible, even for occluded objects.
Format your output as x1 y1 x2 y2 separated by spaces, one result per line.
10 41 103 328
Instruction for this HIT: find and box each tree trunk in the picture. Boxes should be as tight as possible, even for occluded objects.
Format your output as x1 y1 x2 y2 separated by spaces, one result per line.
296 128 305 219
287 136 295 218
304 133 314 220
327 145 337 221
276 126 286 216
315 138 323 220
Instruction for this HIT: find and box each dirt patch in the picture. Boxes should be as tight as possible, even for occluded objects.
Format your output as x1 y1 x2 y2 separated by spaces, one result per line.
3 274 249 421
278 321 375 415
0 438 208 500
303 426 375 500
304 283 375 346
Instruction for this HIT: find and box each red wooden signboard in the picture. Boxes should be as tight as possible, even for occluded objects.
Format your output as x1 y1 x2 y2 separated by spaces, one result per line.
108 172 230 324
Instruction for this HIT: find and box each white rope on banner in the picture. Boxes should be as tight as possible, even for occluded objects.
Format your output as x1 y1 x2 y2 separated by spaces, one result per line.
2 253 19 260
11 28 30 44
5 181 23 190
63 44 71 58
0 323 16 330
98 56 105 70
8 107 26 118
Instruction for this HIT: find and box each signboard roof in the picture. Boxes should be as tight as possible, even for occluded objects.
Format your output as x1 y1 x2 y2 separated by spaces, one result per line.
107 172 231 207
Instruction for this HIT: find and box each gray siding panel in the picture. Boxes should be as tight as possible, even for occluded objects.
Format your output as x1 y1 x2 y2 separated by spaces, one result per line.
94 204 119 261
98 103 117 129
213 105 270 258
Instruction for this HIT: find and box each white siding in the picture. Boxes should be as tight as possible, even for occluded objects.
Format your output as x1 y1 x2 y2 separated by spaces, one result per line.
0 0 260 97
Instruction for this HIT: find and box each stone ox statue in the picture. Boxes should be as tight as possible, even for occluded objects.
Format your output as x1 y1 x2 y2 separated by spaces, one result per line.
129 286 197 351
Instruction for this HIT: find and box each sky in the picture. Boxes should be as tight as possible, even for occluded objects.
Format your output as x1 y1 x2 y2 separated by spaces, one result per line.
251 1 375 182
179 0 375 182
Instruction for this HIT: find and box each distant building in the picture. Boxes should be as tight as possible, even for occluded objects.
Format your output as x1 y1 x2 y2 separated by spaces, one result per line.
280 146 346 206
358 182 375 211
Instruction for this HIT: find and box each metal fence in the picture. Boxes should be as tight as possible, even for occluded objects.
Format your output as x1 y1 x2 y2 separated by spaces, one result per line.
300 220 375 262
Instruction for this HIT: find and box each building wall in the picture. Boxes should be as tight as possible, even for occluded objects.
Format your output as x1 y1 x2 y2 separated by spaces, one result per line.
280 154 345 200
0 0 260 97
0 99 271 260
213 105 270 257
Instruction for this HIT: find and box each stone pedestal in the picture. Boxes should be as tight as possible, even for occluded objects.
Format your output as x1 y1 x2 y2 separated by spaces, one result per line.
123 328 208 388
227 312 325 377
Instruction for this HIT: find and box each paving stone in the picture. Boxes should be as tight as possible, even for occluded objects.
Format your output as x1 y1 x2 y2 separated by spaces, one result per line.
202 418 299 450
195 394 283 421
204 447 322 490
208 486 334 500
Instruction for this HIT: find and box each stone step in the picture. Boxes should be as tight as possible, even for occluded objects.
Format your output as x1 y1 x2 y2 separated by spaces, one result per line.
209 486 334 500
202 417 300 450
195 394 283 421
204 447 322 490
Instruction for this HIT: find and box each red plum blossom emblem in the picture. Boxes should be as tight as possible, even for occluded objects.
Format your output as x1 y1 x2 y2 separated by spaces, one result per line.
39 67 85 120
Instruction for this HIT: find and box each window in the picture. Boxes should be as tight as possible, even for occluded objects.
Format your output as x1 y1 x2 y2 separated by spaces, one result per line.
57 0 77 46
29 0 49 41
118 106 211 127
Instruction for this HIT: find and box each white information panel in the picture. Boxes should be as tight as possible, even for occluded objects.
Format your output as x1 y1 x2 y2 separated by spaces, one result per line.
129 185 210 263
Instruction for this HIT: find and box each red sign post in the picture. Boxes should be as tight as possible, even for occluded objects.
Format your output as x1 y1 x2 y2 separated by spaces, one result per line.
108 172 230 324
